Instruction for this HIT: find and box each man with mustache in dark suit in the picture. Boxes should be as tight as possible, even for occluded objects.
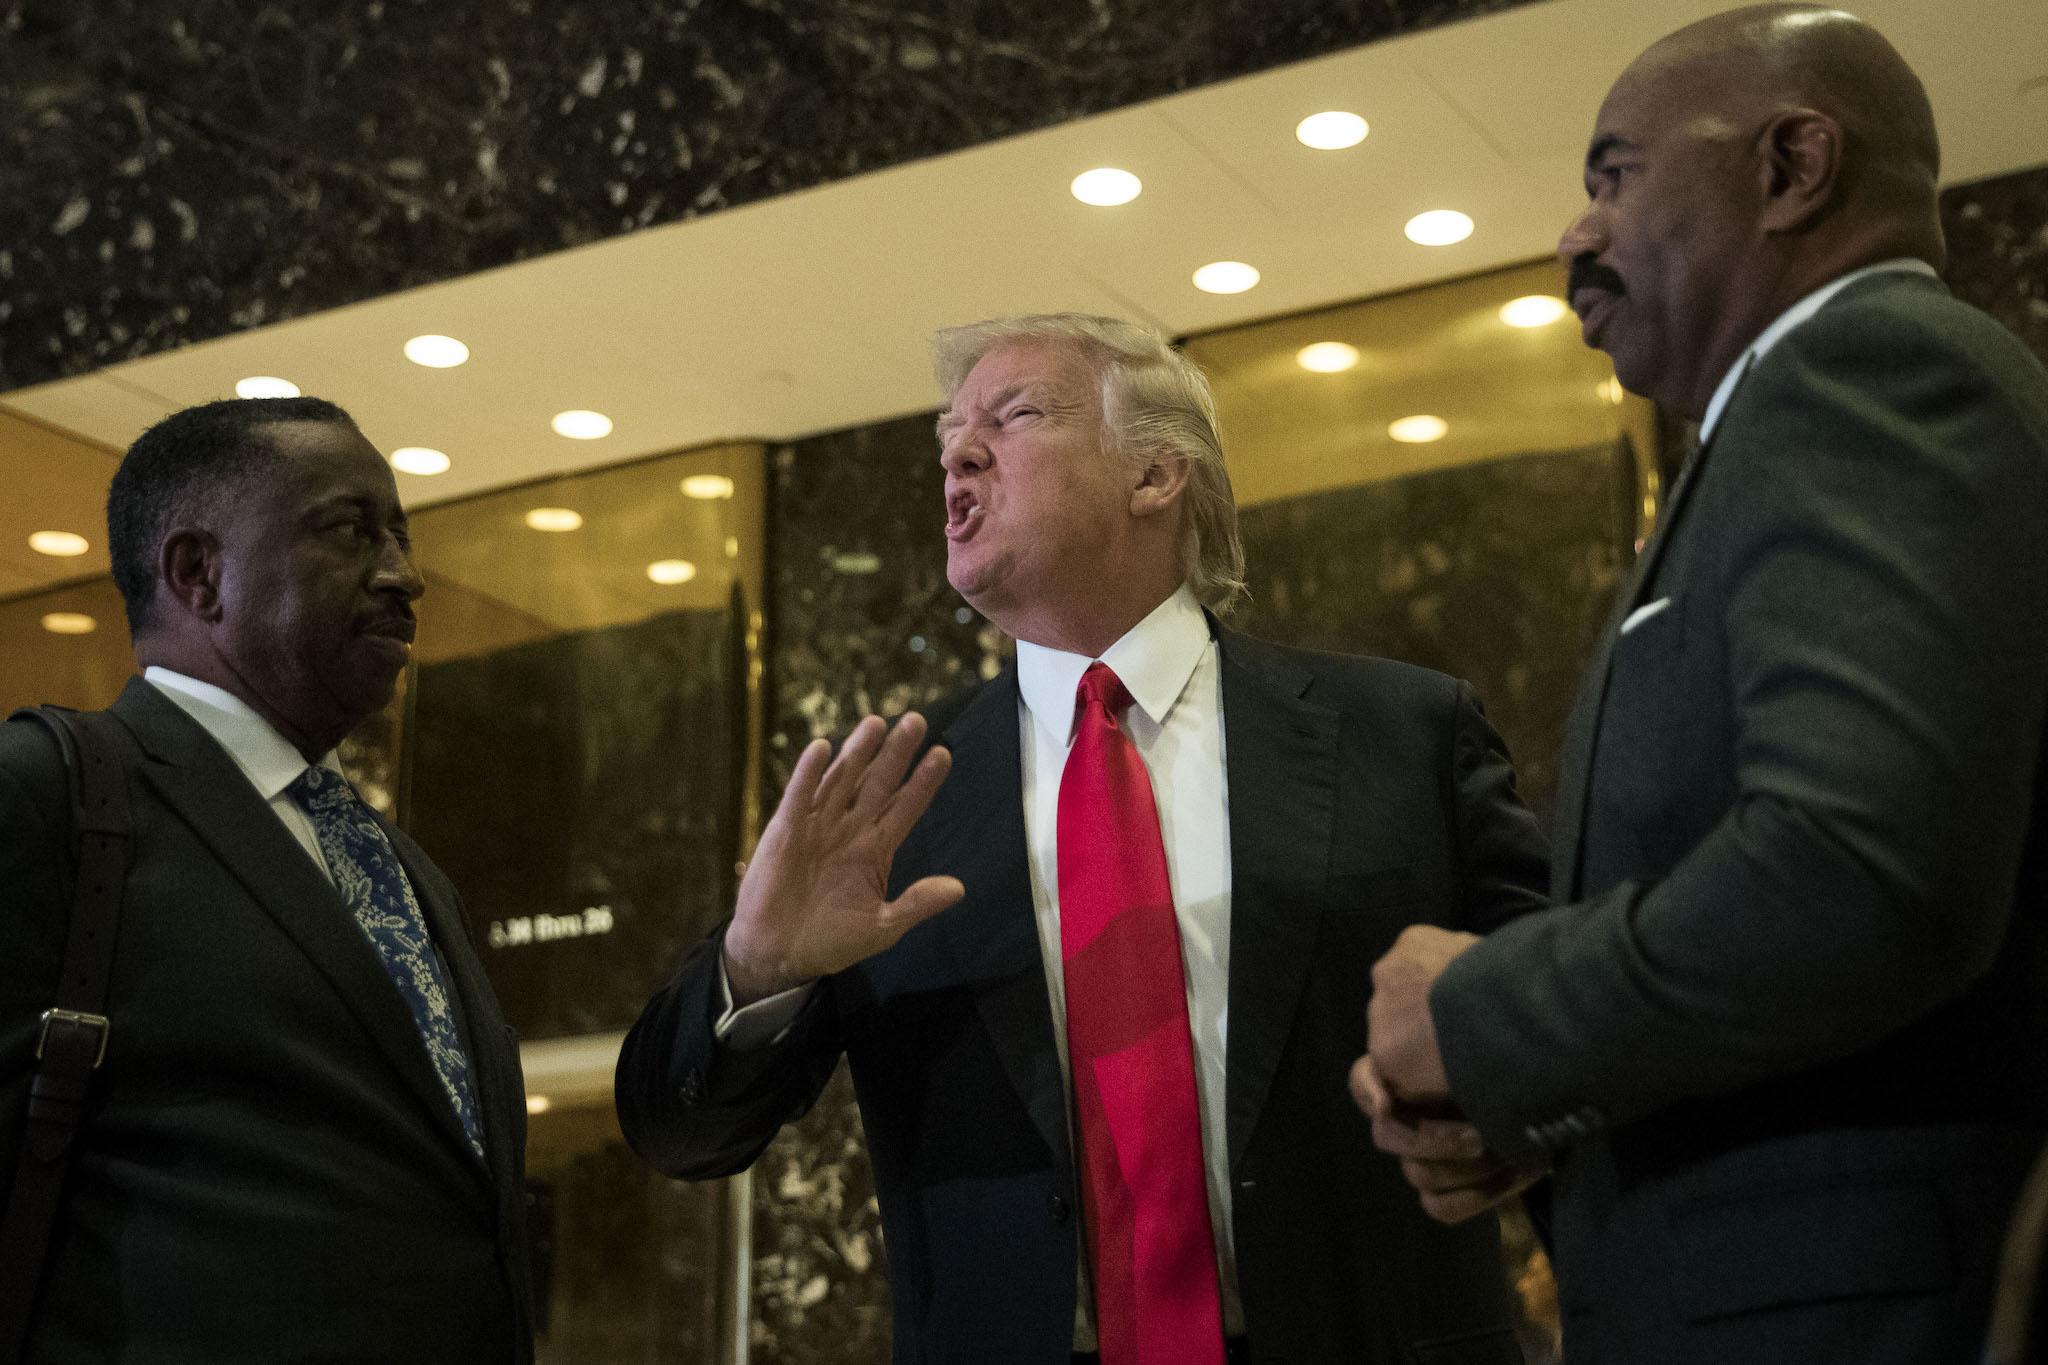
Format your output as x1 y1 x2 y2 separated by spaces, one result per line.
1359 7 2048 1363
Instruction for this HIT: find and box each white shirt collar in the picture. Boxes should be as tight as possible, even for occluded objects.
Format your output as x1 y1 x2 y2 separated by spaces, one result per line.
1015 586 1212 746
1699 258 1939 443
143 666 342 798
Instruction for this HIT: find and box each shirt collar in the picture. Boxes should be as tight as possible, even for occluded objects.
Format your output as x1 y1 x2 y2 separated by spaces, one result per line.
143 666 343 798
1698 258 1938 443
1015 586 1213 746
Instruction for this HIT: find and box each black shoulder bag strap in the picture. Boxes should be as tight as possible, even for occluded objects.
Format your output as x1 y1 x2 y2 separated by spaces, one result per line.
0 707 133 1363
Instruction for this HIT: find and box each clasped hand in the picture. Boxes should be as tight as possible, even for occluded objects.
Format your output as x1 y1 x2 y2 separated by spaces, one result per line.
723 712 964 1004
1355 925 1542 1223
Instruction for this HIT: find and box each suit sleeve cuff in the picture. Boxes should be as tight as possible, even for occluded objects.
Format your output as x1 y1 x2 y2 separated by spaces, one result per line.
1432 926 1606 1168
713 958 816 1050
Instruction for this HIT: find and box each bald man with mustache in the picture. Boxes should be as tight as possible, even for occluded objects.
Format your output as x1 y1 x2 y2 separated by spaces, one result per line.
1358 7 2048 1362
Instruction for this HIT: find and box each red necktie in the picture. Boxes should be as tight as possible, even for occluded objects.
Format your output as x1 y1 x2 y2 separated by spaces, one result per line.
1057 662 1225 1365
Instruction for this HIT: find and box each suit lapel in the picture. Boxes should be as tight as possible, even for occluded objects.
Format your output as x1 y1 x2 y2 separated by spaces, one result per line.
1551 392 1738 899
927 668 1072 1175
112 680 488 1173
1216 630 1339 1172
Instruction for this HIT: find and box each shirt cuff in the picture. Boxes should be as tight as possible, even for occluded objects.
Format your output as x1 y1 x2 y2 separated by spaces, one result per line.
714 958 814 1049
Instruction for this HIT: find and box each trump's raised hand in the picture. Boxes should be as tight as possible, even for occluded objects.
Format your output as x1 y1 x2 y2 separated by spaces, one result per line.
723 712 963 1003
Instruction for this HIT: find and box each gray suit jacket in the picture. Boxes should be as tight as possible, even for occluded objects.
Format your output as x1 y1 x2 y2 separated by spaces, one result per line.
620 626 1551 1364
0 679 536 1363
1434 271 2048 1363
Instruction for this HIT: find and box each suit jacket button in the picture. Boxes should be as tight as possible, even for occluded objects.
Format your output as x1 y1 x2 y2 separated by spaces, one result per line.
1049 1193 1071 1224
680 1070 705 1102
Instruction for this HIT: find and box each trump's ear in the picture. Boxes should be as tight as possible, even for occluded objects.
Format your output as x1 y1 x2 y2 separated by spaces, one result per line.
1129 454 1191 520
1757 108 1843 234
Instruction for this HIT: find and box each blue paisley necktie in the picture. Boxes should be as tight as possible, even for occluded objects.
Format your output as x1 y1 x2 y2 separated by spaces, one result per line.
288 765 485 1160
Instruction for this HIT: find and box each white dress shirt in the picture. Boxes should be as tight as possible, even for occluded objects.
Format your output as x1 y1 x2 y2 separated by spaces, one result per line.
144 666 345 884
1698 258 1940 443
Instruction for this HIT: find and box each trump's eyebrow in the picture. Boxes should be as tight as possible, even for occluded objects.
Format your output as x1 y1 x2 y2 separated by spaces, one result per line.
935 383 1037 441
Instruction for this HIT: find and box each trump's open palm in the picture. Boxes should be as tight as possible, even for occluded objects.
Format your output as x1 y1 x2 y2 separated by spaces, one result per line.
722 712 963 1003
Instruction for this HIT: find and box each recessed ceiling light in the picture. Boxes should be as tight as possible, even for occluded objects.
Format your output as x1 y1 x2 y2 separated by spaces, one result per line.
403 334 470 368
1388 414 1450 443
1193 261 1260 295
1296 342 1360 374
524 507 583 532
1598 376 1627 405
1404 210 1474 247
551 409 614 440
28 530 90 557
235 376 301 399
1070 167 1142 207
41 612 97 635
1499 295 1570 328
724 535 740 559
526 1095 551 1115
1295 111 1369 150
680 474 735 500
389 446 451 476
647 559 699 585
830 550 882 575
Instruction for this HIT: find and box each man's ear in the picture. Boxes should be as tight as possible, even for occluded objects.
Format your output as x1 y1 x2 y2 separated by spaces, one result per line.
1130 455 1191 520
159 528 224 624
1757 109 1843 233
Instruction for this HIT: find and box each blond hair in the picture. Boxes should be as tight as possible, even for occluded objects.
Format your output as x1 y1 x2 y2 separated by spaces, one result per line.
932 313 1247 615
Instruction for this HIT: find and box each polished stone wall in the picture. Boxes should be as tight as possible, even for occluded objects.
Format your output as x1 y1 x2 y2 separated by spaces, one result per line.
1236 439 1638 826
524 1106 738 1365
1944 165 2048 365
0 0 1531 391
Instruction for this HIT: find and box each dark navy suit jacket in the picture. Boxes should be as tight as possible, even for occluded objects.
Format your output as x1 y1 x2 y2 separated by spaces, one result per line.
620 625 1551 1364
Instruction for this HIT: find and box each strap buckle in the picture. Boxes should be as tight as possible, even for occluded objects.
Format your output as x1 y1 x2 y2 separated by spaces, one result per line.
35 1009 111 1069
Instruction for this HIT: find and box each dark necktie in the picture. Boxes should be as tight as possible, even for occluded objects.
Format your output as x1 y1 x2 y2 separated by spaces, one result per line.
1057 663 1225 1365
288 765 485 1159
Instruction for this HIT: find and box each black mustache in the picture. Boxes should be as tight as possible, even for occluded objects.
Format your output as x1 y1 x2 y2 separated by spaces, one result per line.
1567 255 1626 299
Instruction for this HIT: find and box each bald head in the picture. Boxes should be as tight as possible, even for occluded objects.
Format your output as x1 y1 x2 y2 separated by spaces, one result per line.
1557 5 1947 418
1629 5 1940 226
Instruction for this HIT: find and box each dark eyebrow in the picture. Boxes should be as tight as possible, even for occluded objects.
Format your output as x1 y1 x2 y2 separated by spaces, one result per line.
305 493 404 528
1585 134 1637 170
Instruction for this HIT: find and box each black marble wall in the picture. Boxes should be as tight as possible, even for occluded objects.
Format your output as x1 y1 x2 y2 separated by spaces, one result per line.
524 1107 737 1365
0 0 1531 391
1237 440 1638 826
1943 165 2048 366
